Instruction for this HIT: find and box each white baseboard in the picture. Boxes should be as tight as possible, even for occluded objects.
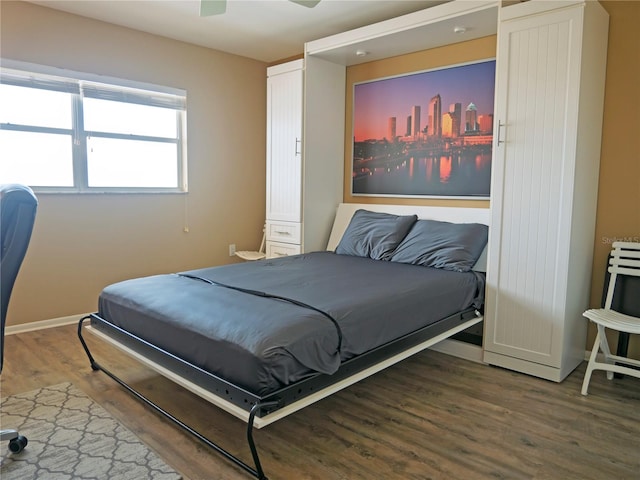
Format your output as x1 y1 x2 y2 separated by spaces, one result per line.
5 313 89 335
431 338 484 363
432 341 597 366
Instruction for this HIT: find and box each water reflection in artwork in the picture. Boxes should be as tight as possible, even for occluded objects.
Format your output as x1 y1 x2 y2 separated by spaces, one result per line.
353 150 492 197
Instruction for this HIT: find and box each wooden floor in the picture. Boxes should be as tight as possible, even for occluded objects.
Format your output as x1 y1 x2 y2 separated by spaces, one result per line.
2 324 639 480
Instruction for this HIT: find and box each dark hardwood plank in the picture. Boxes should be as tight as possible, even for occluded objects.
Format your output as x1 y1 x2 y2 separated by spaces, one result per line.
2 325 639 479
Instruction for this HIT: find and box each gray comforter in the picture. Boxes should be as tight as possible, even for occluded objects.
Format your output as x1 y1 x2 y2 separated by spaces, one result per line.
98 252 483 395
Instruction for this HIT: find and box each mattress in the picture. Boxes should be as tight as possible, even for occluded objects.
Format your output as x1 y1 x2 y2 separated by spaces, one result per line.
98 251 484 396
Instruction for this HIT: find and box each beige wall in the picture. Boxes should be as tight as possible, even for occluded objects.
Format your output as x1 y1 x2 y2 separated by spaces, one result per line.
342 1 640 356
591 1 640 356
1 1 267 326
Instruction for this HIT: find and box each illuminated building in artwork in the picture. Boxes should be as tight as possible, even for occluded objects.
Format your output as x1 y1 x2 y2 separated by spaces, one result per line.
387 116 396 140
411 105 421 138
406 115 412 137
445 102 462 138
428 94 442 137
478 113 494 134
442 112 455 138
465 102 479 133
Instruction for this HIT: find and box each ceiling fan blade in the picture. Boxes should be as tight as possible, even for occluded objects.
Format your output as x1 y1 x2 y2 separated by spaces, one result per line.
200 0 226 16
289 0 321 8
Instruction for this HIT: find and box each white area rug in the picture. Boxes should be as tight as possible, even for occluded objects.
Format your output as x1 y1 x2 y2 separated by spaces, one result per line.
0 382 182 480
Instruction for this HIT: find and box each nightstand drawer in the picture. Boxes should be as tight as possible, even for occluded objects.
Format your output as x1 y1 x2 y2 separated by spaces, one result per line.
266 221 301 244
266 241 301 259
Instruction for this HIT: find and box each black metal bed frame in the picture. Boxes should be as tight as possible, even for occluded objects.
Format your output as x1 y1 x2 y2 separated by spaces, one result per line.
78 308 479 479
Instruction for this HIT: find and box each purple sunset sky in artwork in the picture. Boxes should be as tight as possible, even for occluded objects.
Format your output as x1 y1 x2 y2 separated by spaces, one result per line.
353 60 496 141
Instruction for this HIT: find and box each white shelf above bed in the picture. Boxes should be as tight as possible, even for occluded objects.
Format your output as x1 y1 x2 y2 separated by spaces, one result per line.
305 0 499 66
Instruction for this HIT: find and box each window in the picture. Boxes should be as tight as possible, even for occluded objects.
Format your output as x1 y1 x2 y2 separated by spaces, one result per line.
0 61 187 193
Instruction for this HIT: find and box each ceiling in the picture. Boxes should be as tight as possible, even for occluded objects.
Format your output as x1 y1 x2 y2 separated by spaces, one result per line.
26 0 450 64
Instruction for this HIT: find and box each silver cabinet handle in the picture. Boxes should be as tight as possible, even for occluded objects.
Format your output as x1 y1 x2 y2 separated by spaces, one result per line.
295 138 301 156
497 121 506 145
275 230 291 235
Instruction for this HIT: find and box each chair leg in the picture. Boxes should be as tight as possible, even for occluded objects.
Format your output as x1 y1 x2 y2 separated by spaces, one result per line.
596 325 615 380
581 330 602 395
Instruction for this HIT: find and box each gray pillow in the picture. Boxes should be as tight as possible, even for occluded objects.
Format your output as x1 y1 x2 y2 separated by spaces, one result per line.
335 209 417 260
389 219 488 272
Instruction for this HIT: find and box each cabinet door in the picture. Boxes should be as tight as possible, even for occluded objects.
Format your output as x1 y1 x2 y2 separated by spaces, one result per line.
484 6 584 370
266 65 303 223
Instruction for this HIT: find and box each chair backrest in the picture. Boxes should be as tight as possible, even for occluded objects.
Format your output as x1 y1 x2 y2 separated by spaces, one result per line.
604 242 640 311
0 184 38 372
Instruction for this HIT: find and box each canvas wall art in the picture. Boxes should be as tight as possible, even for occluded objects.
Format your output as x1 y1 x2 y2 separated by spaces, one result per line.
352 59 496 198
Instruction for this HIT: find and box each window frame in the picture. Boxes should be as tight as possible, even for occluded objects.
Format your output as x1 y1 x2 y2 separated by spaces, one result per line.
0 59 188 194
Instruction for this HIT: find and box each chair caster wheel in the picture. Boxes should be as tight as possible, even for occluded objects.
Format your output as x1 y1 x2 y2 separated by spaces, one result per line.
8 435 28 454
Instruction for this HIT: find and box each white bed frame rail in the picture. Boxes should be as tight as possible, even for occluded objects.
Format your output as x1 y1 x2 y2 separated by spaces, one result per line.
86 314 482 429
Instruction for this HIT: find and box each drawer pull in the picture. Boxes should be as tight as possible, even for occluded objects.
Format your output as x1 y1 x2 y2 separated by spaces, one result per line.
274 230 291 235
497 121 506 146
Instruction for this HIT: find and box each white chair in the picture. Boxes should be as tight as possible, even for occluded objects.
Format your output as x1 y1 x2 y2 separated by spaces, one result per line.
235 225 266 261
581 241 640 395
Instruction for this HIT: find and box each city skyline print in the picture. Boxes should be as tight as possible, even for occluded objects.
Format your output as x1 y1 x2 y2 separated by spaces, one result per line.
352 59 496 198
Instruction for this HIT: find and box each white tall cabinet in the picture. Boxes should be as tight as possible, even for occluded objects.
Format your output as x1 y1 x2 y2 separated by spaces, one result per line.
266 59 343 258
266 60 303 258
483 1 609 381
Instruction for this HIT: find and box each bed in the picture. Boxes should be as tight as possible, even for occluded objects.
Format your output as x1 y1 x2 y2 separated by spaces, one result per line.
78 203 490 479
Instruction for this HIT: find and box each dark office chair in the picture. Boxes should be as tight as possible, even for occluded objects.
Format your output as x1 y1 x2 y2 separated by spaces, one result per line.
0 184 37 453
